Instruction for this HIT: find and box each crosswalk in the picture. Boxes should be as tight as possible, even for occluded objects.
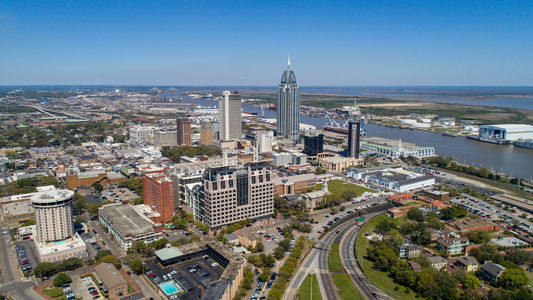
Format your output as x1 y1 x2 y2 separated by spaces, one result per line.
309 256 328 300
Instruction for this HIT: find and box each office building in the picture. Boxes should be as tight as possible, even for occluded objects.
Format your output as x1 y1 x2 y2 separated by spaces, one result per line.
177 117 192 146
154 130 178 147
200 118 213 145
276 59 300 142
196 162 274 230
129 125 157 143
99 203 163 251
256 132 273 153
219 90 242 140
347 99 361 158
274 174 316 195
94 263 128 300
303 134 323 157
143 173 174 223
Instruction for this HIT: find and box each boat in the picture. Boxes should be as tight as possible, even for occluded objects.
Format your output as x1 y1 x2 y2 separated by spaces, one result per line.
241 110 258 115
514 139 533 150
442 132 457 137
324 125 349 135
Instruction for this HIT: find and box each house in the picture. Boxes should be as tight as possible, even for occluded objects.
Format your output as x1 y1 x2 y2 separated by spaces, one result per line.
427 228 452 241
398 244 422 259
436 235 469 255
427 256 448 271
480 261 506 283
455 257 479 273
408 261 422 273
224 232 239 245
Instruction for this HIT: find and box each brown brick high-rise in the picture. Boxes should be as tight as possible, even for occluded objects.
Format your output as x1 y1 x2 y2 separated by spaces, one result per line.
177 117 192 146
143 173 174 224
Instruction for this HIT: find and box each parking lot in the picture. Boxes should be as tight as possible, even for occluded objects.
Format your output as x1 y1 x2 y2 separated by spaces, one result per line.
72 275 102 300
14 240 38 275
162 231 191 243
101 186 138 203
144 257 224 300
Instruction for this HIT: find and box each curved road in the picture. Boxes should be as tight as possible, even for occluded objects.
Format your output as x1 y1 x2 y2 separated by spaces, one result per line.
283 220 356 300
339 214 393 300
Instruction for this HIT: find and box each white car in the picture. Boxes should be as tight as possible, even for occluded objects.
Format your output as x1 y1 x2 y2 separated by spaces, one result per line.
171 270 178 275
163 275 168 280
212 263 218 267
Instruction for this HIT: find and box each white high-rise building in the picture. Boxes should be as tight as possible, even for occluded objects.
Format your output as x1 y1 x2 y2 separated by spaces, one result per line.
257 132 273 153
31 188 75 243
129 125 157 143
276 58 301 142
219 90 241 140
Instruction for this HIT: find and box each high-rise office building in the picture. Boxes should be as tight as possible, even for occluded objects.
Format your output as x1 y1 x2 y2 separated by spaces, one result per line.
177 117 192 146
347 98 361 158
256 131 273 153
219 90 242 140
143 173 174 223
197 162 274 230
31 189 75 243
303 134 324 157
200 118 213 145
276 59 300 142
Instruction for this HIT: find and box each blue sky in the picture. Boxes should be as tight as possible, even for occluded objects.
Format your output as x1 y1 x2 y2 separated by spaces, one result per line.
1 0 532 86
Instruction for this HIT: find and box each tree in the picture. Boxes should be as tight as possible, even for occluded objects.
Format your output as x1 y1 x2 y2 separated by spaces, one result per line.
94 249 113 261
97 255 122 269
74 217 85 224
463 274 480 289
152 238 169 250
92 182 104 192
505 249 530 265
510 178 519 185
260 268 271 281
255 241 264 252
129 257 145 274
72 193 87 215
407 207 424 222
330 208 338 214
60 257 82 271
499 268 528 290
339 205 346 211
469 247 483 263
341 190 357 202
440 207 457 220
296 210 309 222
34 262 57 278
53 272 72 287
273 246 286 259
376 219 397 235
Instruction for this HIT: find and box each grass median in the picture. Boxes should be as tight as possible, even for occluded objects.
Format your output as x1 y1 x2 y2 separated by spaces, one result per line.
355 215 417 300
297 273 322 300
329 243 343 271
332 273 363 300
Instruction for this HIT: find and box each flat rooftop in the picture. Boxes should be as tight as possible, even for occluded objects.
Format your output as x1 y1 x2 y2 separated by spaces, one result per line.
99 203 158 236
2 201 34 216
35 233 87 256
30 189 74 204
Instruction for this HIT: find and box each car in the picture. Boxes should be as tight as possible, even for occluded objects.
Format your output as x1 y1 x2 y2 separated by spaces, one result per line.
253 294 259 298
171 270 178 274
127 271 131 275
163 275 168 280
167 273 172 278
88 287 96 291
91 291 99 296
93 296 100 300
63 288 70 292
202 273 210 277
317 231 322 234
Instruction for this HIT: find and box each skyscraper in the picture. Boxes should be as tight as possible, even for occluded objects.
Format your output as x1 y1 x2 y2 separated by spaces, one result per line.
276 58 300 142
219 90 242 140
347 98 361 158
176 117 192 146
32 189 75 243
200 118 213 145
303 134 324 157
143 173 174 223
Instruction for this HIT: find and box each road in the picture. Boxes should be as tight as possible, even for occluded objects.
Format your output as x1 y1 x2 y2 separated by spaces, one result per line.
339 214 393 300
283 220 357 300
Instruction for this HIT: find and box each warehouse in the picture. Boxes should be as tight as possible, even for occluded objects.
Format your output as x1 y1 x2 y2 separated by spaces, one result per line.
478 124 533 142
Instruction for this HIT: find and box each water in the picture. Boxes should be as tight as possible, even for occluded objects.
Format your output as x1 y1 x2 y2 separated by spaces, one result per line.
181 96 533 180
160 281 178 295
52 240 67 245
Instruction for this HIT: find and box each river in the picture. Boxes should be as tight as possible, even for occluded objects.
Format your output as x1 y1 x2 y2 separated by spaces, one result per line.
181 96 532 180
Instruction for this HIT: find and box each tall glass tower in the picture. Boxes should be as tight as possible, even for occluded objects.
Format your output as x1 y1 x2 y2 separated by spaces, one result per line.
276 58 300 142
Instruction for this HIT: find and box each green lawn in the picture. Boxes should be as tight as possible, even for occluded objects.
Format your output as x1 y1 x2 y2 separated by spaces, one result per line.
327 180 374 196
329 243 343 271
298 273 322 300
355 215 418 300
316 183 323 190
127 282 135 294
42 287 63 298
332 273 363 300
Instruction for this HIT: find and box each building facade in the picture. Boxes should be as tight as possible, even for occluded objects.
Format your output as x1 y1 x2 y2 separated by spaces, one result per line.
200 162 274 230
200 118 213 145
154 130 178 147
94 263 128 300
32 189 75 243
219 90 242 140
276 60 300 142
303 134 323 157
143 173 175 223
177 117 192 146
129 125 156 143
274 174 317 196
256 132 273 153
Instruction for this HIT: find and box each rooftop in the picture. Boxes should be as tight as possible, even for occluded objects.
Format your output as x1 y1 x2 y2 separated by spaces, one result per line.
35 232 86 256
273 173 316 185
347 163 401 172
2 201 34 216
99 203 158 236
94 263 127 289
30 189 74 204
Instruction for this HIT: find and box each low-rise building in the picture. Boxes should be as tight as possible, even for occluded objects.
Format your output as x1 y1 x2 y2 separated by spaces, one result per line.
99 203 163 251
480 261 506 283
318 155 363 172
427 255 448 270
408 261 422 273
421 189 450 201
274 174 316 196
94 263 128 299
436 235 469 255
346 163 402 180
455 257 479 273
398 244 422 259
1 201 34 227
446 218 501 232
224 232 239 245
361 170 434 192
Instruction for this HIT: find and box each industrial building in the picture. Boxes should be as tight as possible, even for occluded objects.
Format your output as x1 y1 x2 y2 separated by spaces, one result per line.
475 124 533 143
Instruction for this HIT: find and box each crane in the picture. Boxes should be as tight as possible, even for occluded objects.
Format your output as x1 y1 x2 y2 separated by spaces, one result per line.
343 119 348 128
261 106 265 119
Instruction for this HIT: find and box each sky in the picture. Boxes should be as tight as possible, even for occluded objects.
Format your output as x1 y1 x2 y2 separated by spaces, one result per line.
1 0 532 86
